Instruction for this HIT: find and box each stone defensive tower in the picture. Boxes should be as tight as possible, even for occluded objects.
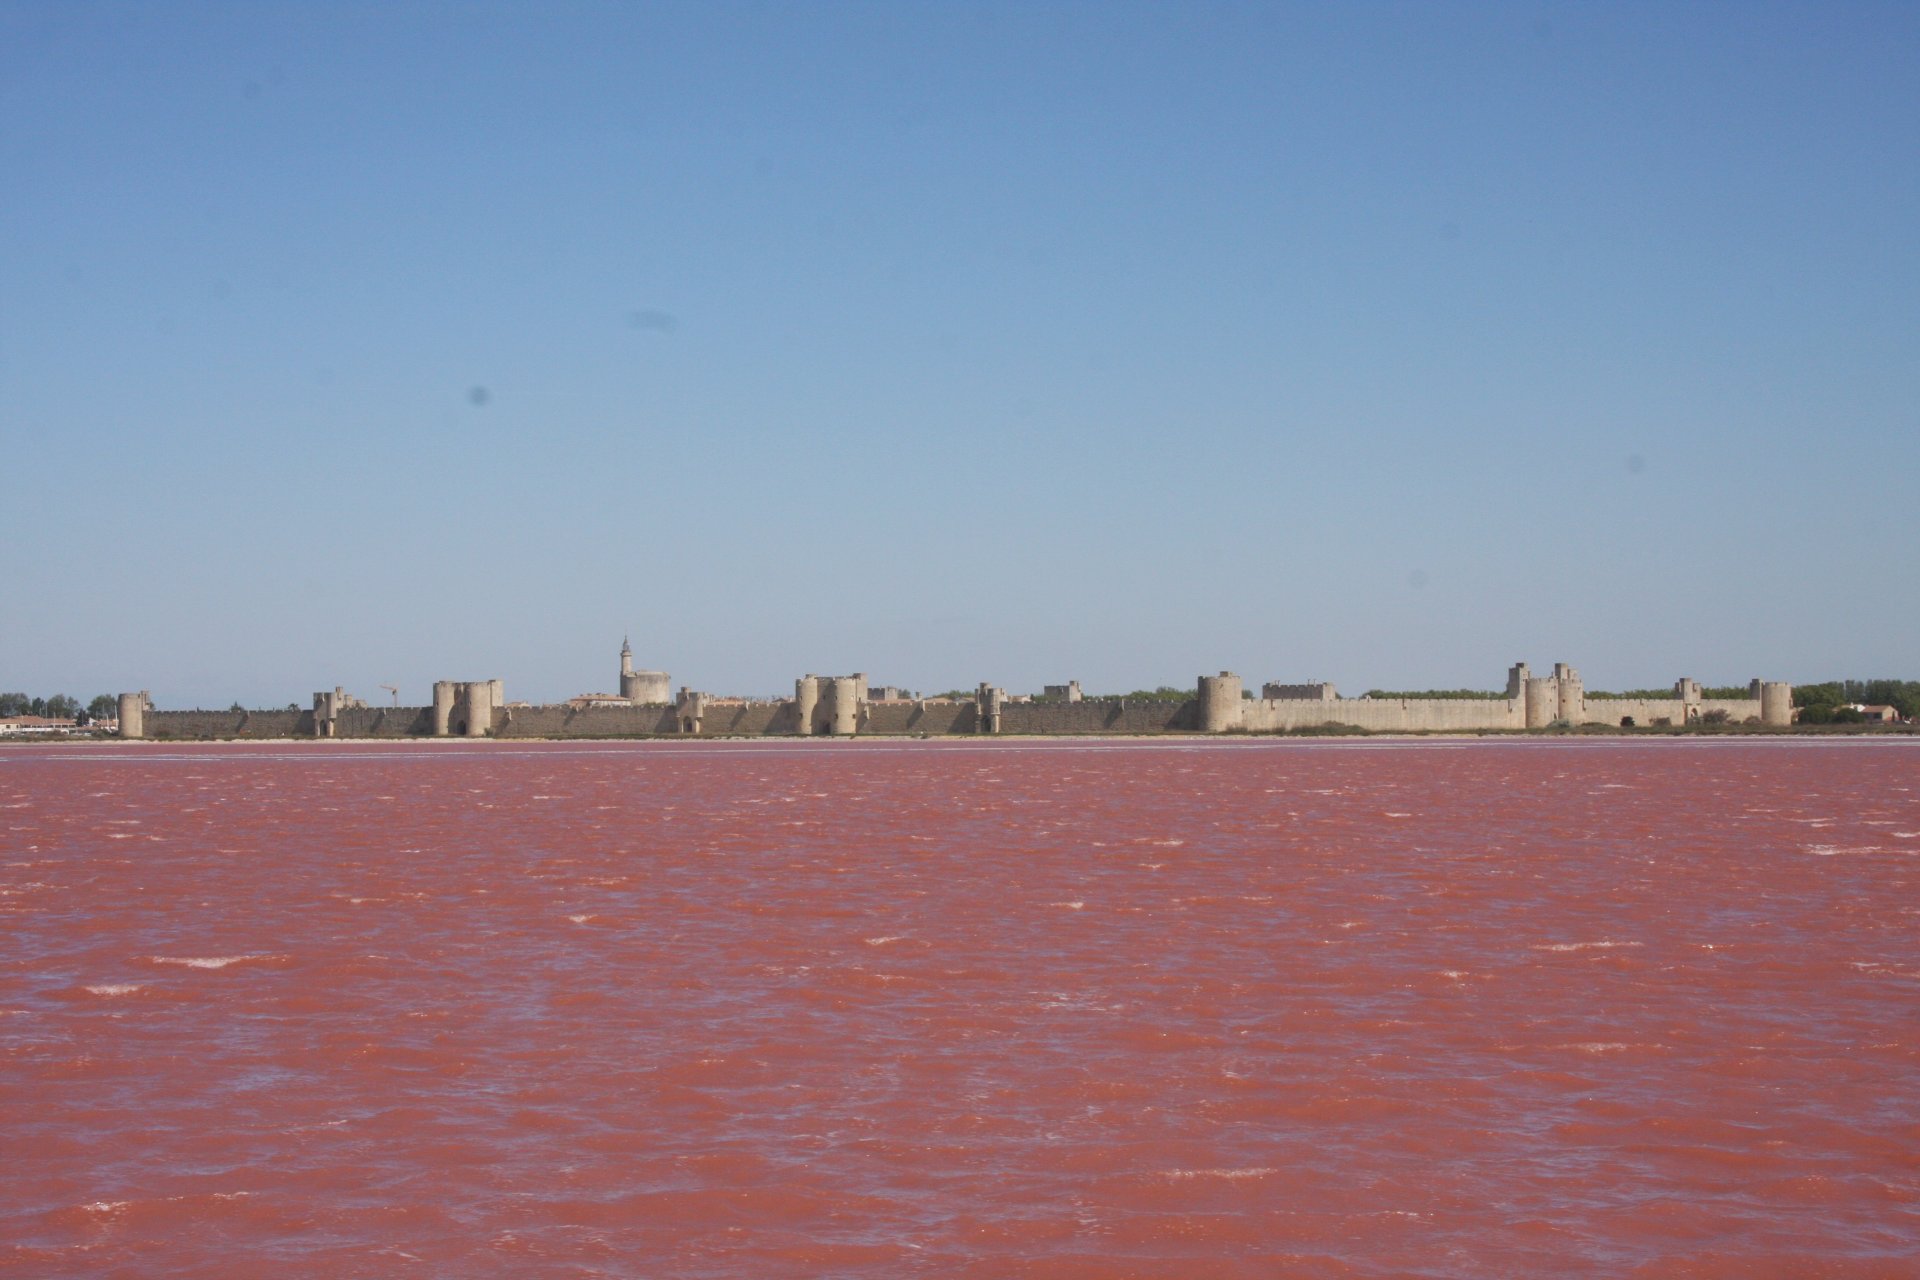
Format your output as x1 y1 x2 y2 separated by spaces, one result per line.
431 680 500 737
794 673 865 735
676 688 707 734
618 637 672 704
1524 674 1558 728
1506 663 1531 700
1759 681 1793 727
1553 663 1584 724
794 676 820 735
823 676 861 736
1198 672 1244 733
116 691 149 740
976 683 1005 734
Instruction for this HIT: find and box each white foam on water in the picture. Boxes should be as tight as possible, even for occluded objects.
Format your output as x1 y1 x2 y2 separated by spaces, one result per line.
1555 1042 1637 1053
1162 1167 1277 1180
1849 960 1919 977
1532 940 1642 952
146 954 280 969
568 914 595 924
864 936 906 946
1048 901 1086 910
85 983 142 996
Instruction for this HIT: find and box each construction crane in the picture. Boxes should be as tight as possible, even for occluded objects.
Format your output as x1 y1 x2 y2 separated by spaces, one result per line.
379 684 399 706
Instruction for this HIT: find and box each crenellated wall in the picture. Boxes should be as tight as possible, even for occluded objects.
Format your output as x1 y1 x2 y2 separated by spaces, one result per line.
117 662 1789 740
1000 699 1197 735
1242 696 1526 734
864 700 978 735
334 707 433 737
145 709 311 739
493 704 679 738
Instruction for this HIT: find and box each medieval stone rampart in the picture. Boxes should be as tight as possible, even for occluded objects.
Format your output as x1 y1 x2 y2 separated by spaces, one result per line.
144 708 310 739
864 700 978 735
1000 699 1196 734
494 704 677 738
115 658 1790 740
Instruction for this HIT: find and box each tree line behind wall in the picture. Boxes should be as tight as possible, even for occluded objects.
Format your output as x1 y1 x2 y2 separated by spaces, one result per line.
1793 681 1920 723
0 693 117 722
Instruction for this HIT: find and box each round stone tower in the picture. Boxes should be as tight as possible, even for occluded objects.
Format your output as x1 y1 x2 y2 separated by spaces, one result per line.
459 681 492 737
619 637 671 704
1524 676 1558 729
794 676 820 736
622 669 672 704
1197 672 1244 733
431 681 456 736
1760 682 1793 728
117 691 147 740
825 677 860 736
1553 663 1584 725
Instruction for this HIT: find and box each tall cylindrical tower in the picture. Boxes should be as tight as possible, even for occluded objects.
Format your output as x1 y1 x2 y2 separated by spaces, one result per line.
460 682 491 737
1197 672 1244 733
825 677 859 736
1524 677 1557 729
1554 664 1584 725
1761 682 1793 728
117 691 146 740
431 682 456 736
794 676 820 736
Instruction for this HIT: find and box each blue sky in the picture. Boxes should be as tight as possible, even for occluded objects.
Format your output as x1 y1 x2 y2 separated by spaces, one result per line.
4 1 1915 707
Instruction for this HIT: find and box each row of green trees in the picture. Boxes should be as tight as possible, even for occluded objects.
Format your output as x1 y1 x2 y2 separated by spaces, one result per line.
1794 680 1919 722
0 693 119 723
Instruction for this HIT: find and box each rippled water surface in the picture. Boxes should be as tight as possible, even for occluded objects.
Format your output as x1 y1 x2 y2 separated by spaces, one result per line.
3 738 1917 1277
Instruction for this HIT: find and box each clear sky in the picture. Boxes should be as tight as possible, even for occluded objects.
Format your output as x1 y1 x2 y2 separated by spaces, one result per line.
4 1 1915 708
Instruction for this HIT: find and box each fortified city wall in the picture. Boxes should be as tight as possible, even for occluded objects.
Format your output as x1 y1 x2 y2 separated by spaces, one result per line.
122 651 1794 740
141 706 433 739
